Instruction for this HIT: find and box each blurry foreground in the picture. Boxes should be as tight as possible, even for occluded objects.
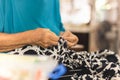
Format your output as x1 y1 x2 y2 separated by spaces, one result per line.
0 54 57 80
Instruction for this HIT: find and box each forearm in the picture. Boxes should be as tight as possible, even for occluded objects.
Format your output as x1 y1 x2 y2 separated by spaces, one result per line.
0 44 25 52
0 30 33 52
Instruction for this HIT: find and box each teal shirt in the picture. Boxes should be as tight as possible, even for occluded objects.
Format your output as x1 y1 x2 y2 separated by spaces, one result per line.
0 0 65 35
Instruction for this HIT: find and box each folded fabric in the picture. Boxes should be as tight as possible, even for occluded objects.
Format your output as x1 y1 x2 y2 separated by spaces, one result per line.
8 37 120 80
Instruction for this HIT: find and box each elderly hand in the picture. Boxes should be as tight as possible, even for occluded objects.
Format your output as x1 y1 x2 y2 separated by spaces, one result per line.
60 31 78 47
30 28 59 48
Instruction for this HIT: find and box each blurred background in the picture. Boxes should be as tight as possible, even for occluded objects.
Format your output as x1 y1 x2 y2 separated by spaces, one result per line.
60 0 120 54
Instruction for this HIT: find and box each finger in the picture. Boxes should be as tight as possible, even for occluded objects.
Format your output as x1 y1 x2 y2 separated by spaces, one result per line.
61 31 71 37
49 40 58 46
67 41 76 47
41 43 50 48
49 33 59 42
37 40 58 47
35 41 49 48
63 37 76 43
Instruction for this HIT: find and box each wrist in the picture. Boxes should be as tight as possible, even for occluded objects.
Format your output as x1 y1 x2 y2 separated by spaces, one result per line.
10 30 34 45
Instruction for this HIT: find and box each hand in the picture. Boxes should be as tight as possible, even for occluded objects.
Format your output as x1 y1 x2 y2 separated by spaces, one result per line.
30 28 59 48
60 31 78 47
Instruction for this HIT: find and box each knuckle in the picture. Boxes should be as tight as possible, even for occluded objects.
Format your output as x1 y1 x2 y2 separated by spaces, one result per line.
43 40 48 44
44 44 49 47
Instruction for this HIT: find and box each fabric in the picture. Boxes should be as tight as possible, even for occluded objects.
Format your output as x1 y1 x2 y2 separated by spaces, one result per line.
0 0 65 35
8 38 120 80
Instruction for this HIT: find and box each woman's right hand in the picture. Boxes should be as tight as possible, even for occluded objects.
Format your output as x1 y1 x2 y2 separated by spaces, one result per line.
30 28 59 48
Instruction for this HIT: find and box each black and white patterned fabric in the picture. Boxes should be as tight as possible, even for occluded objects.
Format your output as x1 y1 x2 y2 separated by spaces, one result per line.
8 37 120 80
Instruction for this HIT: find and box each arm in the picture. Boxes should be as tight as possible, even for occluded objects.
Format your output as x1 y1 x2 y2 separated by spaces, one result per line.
0 30 33 52
0 28 59 52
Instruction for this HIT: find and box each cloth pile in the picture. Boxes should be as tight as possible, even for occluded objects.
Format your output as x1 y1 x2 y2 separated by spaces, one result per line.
8 38 120 80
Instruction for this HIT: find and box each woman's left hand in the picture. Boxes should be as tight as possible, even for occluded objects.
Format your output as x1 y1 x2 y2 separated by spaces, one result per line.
60 31 79 47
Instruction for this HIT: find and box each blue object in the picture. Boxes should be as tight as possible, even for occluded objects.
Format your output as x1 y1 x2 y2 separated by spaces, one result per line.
0 0 65 35
49 64 66 80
